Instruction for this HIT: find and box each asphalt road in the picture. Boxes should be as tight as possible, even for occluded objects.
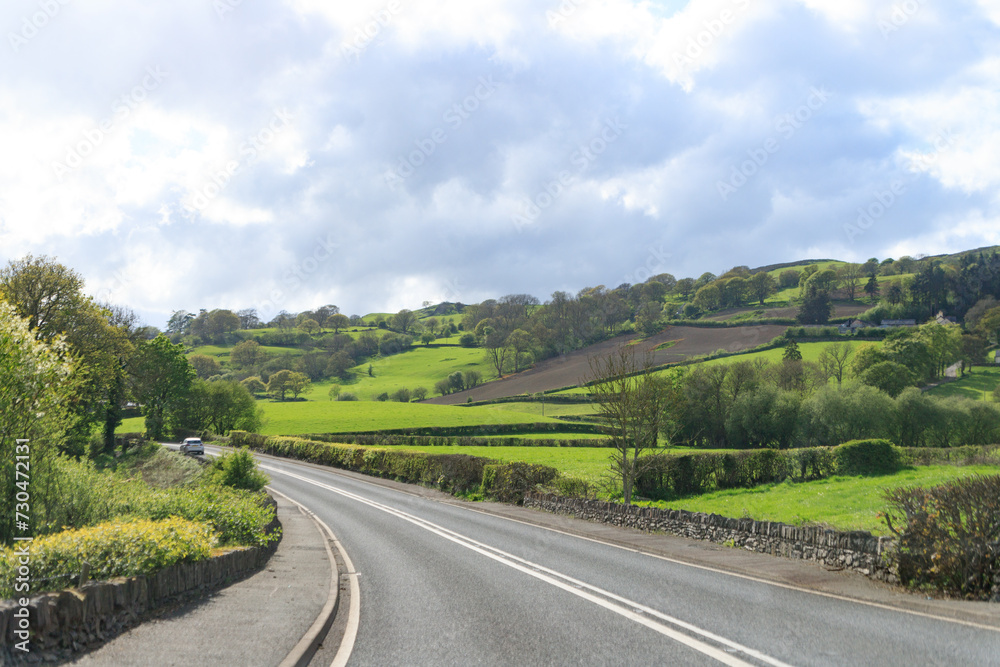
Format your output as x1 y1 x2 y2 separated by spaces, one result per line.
244 449 1000 666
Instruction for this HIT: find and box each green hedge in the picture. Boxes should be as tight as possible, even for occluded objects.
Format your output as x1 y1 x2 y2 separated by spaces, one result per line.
884 474 1000 600
482 462 558 504
311 421 610 437
232 432 489 495
298 432 611 448
833 439 902 476
0 517 215 597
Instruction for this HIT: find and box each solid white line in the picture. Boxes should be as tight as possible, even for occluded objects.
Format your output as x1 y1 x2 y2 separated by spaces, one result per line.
243 449 1000 634
263 464 793 667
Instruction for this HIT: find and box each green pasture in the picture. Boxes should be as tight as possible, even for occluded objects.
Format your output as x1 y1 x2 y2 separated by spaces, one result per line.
698 339 874 368
303 345 494 401
925 366 1000 401
481 401 597 417
646 464 1000 535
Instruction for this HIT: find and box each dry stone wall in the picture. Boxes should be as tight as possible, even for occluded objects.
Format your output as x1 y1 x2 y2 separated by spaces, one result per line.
523 492 897 583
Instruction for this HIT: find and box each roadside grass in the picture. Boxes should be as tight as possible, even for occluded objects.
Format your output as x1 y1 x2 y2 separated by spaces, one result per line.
925 366 1000 401
642 465 1000 535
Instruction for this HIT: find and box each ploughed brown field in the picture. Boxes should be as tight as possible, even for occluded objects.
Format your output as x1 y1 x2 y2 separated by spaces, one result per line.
427 324 789 404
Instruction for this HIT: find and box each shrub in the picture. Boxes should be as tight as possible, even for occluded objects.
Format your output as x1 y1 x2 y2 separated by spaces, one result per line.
392 388 412 403
481 462 558 504
337 392 359 401
0 517 215 597
459 333 477 347
208 447 270 491
884 474 1000 600
834 439 901 476
375 392 389 402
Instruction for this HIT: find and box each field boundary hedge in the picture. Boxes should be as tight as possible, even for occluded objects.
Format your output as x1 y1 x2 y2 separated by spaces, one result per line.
299 432 612 448
230 432 557 503
313 421 610 437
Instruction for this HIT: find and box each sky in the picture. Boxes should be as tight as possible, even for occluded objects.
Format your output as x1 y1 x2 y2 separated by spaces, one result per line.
2 0 1000 328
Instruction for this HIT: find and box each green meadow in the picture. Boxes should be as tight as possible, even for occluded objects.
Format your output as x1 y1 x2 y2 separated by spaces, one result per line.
649 465 1000 534
925 366 1000 401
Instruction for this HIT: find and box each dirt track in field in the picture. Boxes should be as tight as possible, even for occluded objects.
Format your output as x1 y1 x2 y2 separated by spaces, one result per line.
426 324 788 405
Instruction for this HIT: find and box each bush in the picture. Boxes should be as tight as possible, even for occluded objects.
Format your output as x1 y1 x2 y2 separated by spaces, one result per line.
481 462 558 504
0 517 215 597
392 388 412 403
459 333 477 347
337 392 359 401
834 439 902 476
208 447 270 491
884 474 1000 600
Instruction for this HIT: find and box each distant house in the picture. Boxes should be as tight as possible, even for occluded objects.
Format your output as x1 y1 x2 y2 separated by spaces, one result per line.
935 311 958 326
880 319 917 328
839 319 873 334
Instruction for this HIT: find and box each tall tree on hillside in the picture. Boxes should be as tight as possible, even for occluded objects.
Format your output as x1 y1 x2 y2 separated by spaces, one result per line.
838 263 863 301
391 309 418 334
748 272 778 305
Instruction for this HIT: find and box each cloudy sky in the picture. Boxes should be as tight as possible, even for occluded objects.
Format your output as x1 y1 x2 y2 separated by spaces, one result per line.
2 0 999 327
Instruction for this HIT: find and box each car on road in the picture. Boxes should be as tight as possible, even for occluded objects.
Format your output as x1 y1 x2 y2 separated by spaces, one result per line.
180 437 204 455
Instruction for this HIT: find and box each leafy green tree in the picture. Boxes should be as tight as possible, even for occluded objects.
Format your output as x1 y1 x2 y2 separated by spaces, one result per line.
391 309 418 334
797 284 833 324
230 340 265 369
327 384 342 401
674 277 696 299
181 380 264 434
851 342 889 377
860 361 914 398
326 313 350 334
974 305 1000 344
748 272 778 305
506 329 535 372
299 318 321 334
837 263 863 301
392 388 412 402
864 275 880 302
131 335 195 440
693 283 721 311
0 303 74 543
166 310 194 335
326 351 354 380
778 270 801 289
412 387 428 401
241 376 266 395
783 339 802 361
464 370 482 388
189 354 222 379
267 369 310 400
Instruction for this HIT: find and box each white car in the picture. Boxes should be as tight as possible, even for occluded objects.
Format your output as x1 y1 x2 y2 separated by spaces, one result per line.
180 437 204 455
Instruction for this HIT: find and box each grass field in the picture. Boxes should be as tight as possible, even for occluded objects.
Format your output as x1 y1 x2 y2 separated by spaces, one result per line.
698 339 874 368
321 345 494 400
647 465 1000 534
925 366 1000 401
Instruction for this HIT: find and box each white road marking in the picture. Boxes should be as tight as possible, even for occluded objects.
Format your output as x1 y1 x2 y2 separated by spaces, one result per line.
263 463 795 667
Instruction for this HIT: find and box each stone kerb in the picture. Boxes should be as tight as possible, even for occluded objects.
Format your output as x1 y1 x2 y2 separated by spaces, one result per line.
523 493 897 582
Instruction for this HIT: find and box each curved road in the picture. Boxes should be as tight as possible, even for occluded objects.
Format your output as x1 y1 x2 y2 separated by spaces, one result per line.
239 448 1000 666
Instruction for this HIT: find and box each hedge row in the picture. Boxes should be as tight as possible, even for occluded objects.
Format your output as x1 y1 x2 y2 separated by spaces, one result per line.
230 432 558 503
316 421 610 437
0 517 215 598
884 474 1000 600
635 440 902 500
299 432 612 449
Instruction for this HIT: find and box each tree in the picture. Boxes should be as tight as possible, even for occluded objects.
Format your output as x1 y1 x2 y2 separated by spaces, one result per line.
588 345 675 505
860 361 914 398
864 275 880 303
693 283 721 311
506 329 535 372
818 342 853 386
481 325 511 377
166 310 194 335
237 308 261 330
230 340 265 369
181 379 264 435
748 272 778 305
326 313 350 334
189 354 222 379
974 305 1000 344
242 376 267 395
131 335 195 440
267 369 310 400
886 282 904 305
778 270 801 289
783 339 802 361
391 309 418 334
837 263 863 301
797 285 833 324
0 304 75 540
326 351 354 379
299 318 320 335
674 278 696 299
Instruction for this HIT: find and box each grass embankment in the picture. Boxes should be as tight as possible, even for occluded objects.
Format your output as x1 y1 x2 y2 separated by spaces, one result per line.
641 465 1000 535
